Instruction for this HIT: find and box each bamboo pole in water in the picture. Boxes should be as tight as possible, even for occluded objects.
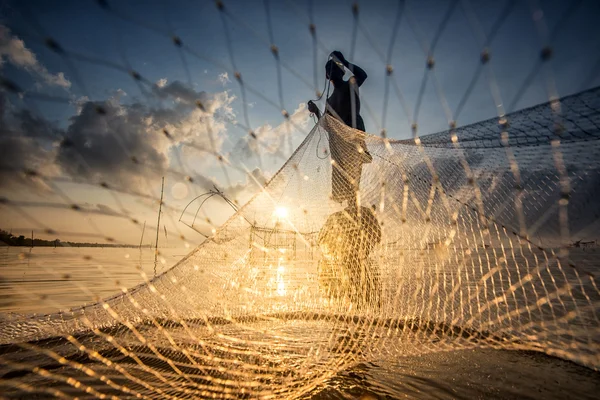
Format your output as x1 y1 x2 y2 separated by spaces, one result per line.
139 221 146 249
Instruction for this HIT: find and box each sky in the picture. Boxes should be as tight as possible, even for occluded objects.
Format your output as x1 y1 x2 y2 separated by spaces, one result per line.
0 0 599 246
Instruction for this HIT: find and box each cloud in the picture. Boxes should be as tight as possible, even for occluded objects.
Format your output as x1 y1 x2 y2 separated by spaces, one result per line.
231 102 311 162
55 99 169 188
225 167 270 201
0 93 61 190
0 25 71 89
70 95 89 115
57 82 236 189
1 81 237 192
218 72 230 86
156 78 168 88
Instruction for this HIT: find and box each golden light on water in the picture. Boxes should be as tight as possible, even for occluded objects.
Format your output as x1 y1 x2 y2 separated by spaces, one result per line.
276 264 286 296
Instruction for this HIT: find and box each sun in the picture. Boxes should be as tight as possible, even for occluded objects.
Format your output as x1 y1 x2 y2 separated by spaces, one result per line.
274 206 288 220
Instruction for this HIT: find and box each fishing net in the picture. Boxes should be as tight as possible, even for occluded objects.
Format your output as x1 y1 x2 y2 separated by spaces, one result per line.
1 0 600 398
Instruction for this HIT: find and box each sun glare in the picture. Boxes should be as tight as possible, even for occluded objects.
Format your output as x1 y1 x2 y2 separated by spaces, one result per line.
274 206 288 220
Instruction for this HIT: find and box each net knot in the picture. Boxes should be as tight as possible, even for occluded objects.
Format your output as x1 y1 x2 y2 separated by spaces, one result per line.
426 56 435 69
0 78 22 93
45 38 64 54
96 0 109 10
480 49 490 64
60 137 74 148
130 70 142 81
540 46 553 61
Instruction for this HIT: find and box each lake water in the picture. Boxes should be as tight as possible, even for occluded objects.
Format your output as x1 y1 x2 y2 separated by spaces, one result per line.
0 246 598 399
0 246 185 315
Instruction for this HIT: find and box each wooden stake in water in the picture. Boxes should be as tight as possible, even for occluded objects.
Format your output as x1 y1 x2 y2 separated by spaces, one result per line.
154 177 165 275
139 221 146 249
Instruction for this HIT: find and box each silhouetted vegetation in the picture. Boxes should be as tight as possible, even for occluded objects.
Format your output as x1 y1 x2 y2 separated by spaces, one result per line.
0 229 146 248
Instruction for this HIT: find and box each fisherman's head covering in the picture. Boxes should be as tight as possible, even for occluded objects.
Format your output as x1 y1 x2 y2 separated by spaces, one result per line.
325 59 344 80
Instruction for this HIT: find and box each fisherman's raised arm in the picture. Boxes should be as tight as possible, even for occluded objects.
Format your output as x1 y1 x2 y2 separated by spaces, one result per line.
331 51 367 87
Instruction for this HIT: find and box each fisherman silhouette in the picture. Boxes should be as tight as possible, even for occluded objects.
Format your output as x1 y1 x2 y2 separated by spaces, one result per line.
308 51 372 205
318 204 382 308
309 52 379 307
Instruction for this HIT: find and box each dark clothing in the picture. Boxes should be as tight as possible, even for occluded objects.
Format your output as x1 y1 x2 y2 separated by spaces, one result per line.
324 65 369 204
326 79 365 131
326 62 367 131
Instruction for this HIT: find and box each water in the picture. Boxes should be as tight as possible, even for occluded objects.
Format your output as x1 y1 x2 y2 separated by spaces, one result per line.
0 246 598 398
0 246 185 314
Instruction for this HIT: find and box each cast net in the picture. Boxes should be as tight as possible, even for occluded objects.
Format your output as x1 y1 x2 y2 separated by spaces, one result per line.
1 0 600 398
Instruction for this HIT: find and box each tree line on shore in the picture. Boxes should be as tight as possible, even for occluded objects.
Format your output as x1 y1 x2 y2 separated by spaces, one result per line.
0 229 145 248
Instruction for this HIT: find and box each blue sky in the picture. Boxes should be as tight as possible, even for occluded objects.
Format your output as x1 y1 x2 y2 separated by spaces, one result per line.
1 0 599 244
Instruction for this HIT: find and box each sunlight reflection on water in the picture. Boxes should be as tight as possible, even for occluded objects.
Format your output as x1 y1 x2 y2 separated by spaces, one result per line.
0 246 185 314
1 247 599 399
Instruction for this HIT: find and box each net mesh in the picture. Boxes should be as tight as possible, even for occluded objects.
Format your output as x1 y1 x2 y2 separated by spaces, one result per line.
1 0 600 398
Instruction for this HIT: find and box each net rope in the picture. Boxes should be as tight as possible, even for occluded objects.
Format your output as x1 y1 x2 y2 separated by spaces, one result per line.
1 0 600 398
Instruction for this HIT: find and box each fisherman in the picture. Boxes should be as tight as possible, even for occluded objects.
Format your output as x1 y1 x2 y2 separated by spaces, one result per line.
308 51 372 206
317 204 382 308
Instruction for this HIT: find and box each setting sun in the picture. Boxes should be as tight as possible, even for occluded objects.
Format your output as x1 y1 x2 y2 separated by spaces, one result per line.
274 206 288 220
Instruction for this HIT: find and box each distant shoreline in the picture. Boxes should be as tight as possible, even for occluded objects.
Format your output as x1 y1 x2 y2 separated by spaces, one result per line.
0 242 149 248
1 229 142 248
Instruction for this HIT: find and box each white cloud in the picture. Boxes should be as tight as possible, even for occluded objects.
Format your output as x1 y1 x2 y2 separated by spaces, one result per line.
226 167 270 201
156 78 168 88
218 72 230 86
1 80 238 193
0 25 71 89
231 102 311 161
70 95 89 114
